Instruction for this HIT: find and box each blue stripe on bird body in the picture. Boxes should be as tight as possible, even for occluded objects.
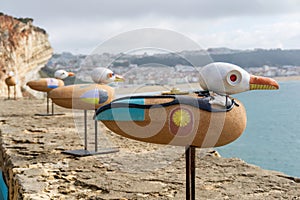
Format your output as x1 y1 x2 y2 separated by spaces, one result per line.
96 98 145 121
47 78 59 88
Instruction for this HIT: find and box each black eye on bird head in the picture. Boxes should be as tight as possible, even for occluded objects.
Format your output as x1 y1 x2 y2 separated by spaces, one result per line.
107 73 114 78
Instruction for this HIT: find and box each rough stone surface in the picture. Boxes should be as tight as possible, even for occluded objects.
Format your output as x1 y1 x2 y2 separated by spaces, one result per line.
0 98 300 200
0 13 53 98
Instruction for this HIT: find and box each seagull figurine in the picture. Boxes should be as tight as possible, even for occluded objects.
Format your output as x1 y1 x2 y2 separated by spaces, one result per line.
27 69 75 93
95 62 279 200
26 69 75 115
49 67 124 110
48 67 124 156
95 62 279 148
5 71 17 100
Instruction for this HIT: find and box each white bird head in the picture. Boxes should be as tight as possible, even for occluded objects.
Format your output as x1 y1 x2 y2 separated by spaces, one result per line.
7 71 15 77
199 62 279 95
91 67 125 84
54 70 75 80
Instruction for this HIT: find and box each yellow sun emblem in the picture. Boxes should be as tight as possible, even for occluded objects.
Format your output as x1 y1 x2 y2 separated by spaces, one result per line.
172 109 191 127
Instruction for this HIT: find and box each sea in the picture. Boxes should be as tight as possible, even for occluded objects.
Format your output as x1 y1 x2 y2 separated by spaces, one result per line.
217 80 300 178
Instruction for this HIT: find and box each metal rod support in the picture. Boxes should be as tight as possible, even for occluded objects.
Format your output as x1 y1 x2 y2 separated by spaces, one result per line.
186 146 196 200
95 109 98 152
62 109 118 157
46 93 49 114
84 110 88 150
51 101 54 115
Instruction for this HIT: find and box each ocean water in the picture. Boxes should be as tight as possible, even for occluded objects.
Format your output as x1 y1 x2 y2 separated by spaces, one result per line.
217 81 300 178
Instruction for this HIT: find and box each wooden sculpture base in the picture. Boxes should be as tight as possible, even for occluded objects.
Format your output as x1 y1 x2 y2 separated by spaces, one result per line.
62 110 119 157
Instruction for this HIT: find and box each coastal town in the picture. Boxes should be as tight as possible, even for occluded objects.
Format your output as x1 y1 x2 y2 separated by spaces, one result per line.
46 51 300 87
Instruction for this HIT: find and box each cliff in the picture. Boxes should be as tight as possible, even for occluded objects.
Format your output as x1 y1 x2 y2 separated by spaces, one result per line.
0 99 299 199
0 13 53 98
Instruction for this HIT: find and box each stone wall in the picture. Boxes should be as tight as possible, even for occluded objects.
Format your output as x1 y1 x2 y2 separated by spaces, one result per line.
0 99 299 199
0 13 53 98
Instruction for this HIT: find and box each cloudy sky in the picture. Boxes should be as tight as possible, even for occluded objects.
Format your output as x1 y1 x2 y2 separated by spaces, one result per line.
1 0 300 54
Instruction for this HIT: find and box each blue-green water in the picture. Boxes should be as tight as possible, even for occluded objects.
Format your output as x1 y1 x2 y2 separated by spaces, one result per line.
0 171 8 200
217 81 300 178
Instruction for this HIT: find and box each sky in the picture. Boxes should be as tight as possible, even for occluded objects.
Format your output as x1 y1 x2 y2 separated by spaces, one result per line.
1 0 300 54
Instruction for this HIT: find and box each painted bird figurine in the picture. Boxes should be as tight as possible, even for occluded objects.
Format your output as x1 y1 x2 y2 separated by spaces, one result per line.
26 69 75 93
5 71 17 100
95 62 279 148
26 69 75 115
49 67 124 110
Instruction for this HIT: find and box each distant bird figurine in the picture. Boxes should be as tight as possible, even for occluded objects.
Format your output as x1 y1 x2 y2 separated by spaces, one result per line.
95 62 279 148
49 67 124 110
26 69 75 115
27 70 75 93
5 71 17 100
48 67 124 156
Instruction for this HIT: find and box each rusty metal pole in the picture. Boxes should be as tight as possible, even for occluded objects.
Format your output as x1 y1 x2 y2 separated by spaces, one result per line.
186 146 196 200
94 109 98 152
46 93 49 114
51 101 54 115
84 110 88 150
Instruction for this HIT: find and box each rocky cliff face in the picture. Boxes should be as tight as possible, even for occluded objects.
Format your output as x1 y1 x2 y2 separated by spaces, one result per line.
0 13 53 98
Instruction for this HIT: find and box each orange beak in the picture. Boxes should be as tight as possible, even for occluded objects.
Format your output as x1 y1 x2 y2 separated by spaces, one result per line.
68 72 75 77
249 75 279 90
114 74 125 82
